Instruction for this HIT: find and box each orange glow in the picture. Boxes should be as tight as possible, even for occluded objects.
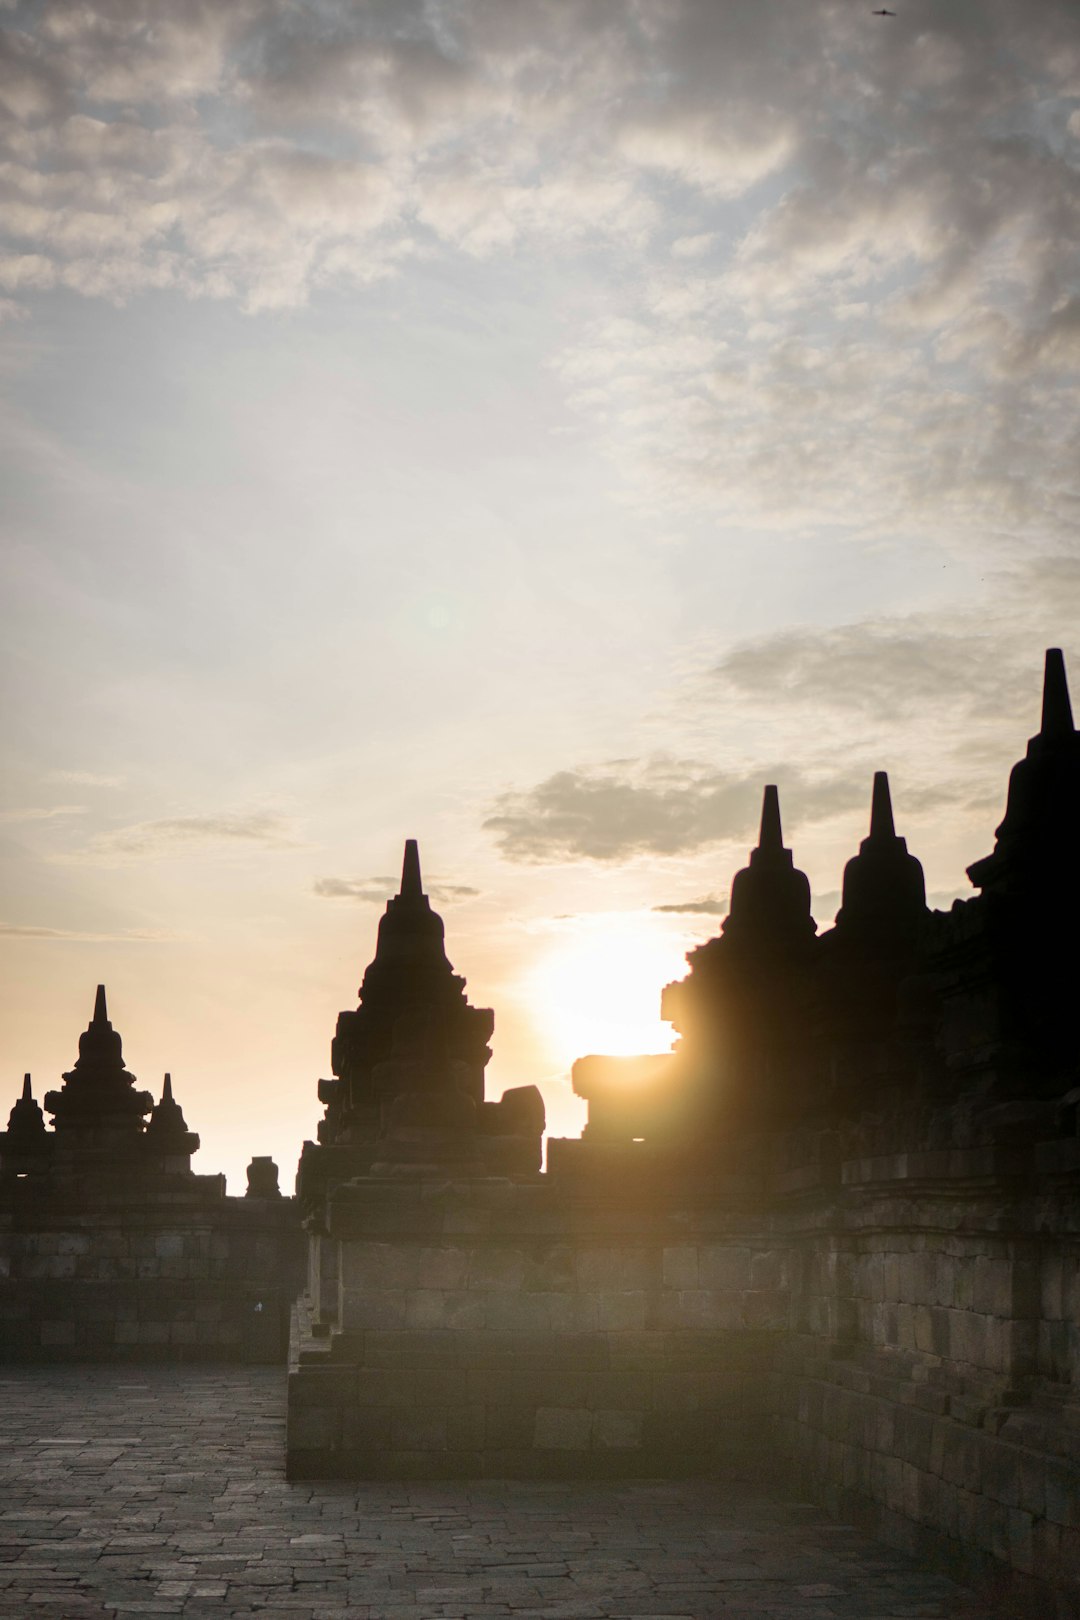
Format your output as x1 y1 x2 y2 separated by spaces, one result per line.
523 914 688 1071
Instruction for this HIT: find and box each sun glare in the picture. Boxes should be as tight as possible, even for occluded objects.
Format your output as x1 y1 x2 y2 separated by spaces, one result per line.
525 914 690 1071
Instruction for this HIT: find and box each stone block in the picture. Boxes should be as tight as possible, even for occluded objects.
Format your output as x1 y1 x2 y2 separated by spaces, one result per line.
445 1403 485 1450
575 1247 655 1291
485 1403 536 1448
534 1406 591 1450
56 1233 90 1257
1045 1456 1080 1527
483 1290 554 1331
391 1408 447 1451
697 1245 750 1292
467 1247 525 1291
337 1287 403 1330
662 1245 698 1290
544 1291 599 1332
342 1242 417 1291
287 1405 339 1451
40 1320 75 1346
596 1291 646 1331
941 1423 981 1491
339 1406 392 1450
416 1246 469 1290
742 1291 788 1331
523 1245 576 1291
592 1409 643 1449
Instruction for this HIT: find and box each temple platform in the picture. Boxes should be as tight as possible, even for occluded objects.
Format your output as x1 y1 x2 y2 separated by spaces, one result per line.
0 1364 984 1618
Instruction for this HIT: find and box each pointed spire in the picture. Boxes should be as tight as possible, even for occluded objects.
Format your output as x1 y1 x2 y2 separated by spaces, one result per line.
5 1071 48 1146
144 1070 198 1158
1041 647 1074 740
721 784 816 950
759 785 783 853
92 984 108 1025
834 773 926 944
870 770 896 840
400 839 423 901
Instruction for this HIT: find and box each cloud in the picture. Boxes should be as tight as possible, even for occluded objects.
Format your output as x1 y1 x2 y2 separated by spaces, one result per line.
0 0 1075 546
714 559 1080 727
0 921 174 941
66 812 298 863
653 896 726 916
485 757 871 863
314 876 480 904
0 804 85 823
46 770 124 787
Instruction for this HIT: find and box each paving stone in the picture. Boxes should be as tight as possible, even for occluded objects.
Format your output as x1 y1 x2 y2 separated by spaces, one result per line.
0 1367 986 1619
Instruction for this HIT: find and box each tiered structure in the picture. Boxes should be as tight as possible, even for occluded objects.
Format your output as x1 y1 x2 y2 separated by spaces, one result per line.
0 988 302 1361
561 652 1079 1165
298 839 544 1198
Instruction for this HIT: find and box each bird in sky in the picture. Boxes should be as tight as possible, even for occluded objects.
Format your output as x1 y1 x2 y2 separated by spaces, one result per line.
872 7 897 13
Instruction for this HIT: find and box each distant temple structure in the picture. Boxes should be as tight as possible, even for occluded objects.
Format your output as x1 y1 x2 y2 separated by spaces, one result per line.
0 988 302 1360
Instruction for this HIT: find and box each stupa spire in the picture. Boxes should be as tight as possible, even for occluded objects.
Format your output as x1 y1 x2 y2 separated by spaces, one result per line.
833 772 926 944
144 1071 199 1158
44 985 153 1133
3 1072 48 1148
720 784 816 950
400 839 423 901
1041 647 1074 740
870 770 896 840
967 649 1080 898
759 785 783 853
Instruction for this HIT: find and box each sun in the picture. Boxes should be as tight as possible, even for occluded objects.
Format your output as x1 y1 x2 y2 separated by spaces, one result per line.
524 913 690 1072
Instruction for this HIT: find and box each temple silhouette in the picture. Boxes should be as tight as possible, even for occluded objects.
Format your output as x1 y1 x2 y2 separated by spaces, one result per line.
1 649 1078 1607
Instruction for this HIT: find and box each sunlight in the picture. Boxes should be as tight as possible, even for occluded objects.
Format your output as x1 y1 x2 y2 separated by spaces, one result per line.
524 913 690 1071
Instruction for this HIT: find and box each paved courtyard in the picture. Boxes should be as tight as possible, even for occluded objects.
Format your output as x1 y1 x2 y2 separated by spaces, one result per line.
0 1367 986 1619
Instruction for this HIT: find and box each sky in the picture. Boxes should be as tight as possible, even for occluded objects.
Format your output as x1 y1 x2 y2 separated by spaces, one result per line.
1 0 1078 1191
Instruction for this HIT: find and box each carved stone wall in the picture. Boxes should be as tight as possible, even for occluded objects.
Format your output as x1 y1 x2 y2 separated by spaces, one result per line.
0 1178 304 1362
287 1174 781 1481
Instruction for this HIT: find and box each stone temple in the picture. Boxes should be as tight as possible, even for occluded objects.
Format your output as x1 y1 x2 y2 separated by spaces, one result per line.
2 650 1079 1609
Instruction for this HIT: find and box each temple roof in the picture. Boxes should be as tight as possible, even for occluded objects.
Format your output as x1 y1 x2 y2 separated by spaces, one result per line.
44 985 154 1130
4 1073 48 1146
833 771 927 945
359 840 455 1002
720 785 817 953
144 1072 199 1155
967 648 1080 901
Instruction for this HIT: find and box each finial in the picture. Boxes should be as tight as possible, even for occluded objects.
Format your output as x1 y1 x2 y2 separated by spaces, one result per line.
870 771 896 839
400 839 423 900
1041 648 1074 740
92 984 108 1025
759 785 783 852
162 1073 173 1102
22 1073 32 1101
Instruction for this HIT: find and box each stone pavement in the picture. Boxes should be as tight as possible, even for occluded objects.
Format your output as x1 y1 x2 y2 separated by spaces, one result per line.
0 1367 986 1619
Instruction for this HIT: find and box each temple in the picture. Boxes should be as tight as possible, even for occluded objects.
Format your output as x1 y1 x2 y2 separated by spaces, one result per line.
2 650 1078 1608
0 988 302 1360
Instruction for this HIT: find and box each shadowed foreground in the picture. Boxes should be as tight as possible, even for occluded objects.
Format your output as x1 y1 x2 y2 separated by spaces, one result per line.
0 1368 983 1619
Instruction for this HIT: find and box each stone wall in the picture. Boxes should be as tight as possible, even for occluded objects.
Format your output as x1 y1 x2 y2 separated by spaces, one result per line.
772 1142 1080 1602
287 1174 785 1480
288 1141 1080 1604
0 1179 305 1363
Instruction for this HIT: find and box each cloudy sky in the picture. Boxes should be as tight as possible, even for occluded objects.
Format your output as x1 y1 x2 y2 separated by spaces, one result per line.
1 0 1078 1188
